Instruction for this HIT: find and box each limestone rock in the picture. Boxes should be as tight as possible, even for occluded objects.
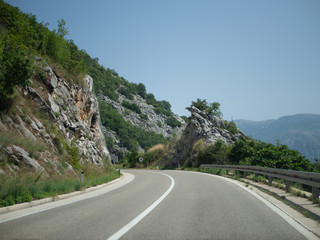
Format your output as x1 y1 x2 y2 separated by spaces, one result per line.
99 92 185 155
170 106 243 166
1 61 111 175
48 94 60 113
6 145 43 171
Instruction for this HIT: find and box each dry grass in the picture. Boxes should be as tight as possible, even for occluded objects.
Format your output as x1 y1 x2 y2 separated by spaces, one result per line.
147 144 165 152
0 130 45 159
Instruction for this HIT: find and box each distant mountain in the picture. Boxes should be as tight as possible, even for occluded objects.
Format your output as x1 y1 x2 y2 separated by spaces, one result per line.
234 114 320 162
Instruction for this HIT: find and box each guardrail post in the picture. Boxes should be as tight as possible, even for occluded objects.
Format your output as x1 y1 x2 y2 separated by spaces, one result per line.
81 170 84 184
268 176 273 186
226 169 228 175
242 171 247 179
285 180 291 193
312 187 319 203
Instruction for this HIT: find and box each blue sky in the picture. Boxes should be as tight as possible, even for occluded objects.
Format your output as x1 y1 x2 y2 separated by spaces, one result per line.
5 0 320 121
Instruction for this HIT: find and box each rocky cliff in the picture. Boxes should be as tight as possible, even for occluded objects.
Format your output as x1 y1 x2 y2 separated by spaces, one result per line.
98 82 185 155
166 106 243 167
0 59 110 175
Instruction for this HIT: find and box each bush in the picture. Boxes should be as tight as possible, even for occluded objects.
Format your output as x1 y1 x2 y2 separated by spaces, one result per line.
166 116 182 128
0 34 34 110
99 101 167 151
226 121 239 134
123 150 139 168
230 138 314 171
187 98 222 117
118 87 134 100
122 100 141 114
197 140 231 166
140 114 148 121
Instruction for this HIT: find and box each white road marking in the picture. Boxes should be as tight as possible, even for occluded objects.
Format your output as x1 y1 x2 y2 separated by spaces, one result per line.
192 171 320 240
0 172 135 224
107 172 175 240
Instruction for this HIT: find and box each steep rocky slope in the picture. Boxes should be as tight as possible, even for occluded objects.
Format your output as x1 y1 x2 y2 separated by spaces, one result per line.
0 59 110 175
100 94 184 138
94 69 186 156
99 92 185 155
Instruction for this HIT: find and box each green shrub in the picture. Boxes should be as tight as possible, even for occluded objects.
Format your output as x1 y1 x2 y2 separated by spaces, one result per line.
99 101 167 151
140 114 148 121
118 87 134 100
0 34 34 110
0 166 120 207
122 100 141 114
166 116 182 128
230 138 313 171
197 140 231 166
226 121 239 134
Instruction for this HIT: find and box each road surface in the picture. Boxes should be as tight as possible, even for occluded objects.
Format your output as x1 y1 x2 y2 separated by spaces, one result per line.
0 170 315 239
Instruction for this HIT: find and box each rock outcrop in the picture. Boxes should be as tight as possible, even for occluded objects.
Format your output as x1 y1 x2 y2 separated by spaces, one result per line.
169 106 243 167
100 93 185 154
0 59 110 175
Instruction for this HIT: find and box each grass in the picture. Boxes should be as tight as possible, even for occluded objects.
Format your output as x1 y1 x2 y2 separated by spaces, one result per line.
198 168 226 176
147 144 165 152
0 130 46 159
0 165 120 207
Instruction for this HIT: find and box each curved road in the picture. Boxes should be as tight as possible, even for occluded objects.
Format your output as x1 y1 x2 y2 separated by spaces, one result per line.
0 170 315 239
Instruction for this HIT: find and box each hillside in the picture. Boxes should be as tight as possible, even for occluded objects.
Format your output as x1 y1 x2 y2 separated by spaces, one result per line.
0 1 185 206
0 1 185 164
90 66 185 157
235 114 320 162
137 106 313 172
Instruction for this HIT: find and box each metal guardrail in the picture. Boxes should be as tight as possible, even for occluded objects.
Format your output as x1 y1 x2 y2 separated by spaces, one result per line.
199 164 320 203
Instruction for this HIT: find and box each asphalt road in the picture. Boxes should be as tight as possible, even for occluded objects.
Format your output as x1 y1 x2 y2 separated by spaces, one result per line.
0 170 314 240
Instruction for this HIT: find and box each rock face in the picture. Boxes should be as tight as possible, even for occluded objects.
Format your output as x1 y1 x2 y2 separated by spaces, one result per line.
100 93 185 154
170 106 243 166
0 60 110 174
5 145 43 171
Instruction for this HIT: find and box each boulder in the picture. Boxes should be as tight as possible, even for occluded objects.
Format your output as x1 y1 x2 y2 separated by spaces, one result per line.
6 145 43 171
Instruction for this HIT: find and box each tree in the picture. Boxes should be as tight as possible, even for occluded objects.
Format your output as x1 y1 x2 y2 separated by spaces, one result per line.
189 98 208 112
187 98 222 117
57 19 69 38
136 83 147 99
0 34 34 110
207 102 222 117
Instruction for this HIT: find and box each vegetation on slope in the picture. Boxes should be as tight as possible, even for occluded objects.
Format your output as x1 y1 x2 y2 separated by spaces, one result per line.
0 165 120 207
1 1 316 175
0 1 178 155
0 1 122 207
99 101 168 152
122 99 317 173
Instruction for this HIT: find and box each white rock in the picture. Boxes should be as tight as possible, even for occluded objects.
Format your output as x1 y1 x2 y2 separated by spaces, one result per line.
48 94 60 113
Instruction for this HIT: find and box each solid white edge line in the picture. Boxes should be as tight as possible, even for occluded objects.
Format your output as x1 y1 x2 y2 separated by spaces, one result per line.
193 171 319 240
107 172 175 240
0 172 135 224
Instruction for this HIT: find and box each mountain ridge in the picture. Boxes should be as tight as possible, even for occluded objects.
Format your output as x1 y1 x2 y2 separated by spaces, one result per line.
235 114 320 162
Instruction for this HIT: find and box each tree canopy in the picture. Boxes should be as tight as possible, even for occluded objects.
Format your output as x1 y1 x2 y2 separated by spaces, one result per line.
187 98 222 117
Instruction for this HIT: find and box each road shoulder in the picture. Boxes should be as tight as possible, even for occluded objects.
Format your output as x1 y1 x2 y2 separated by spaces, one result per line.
191 171 320 239
0 172 134 223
